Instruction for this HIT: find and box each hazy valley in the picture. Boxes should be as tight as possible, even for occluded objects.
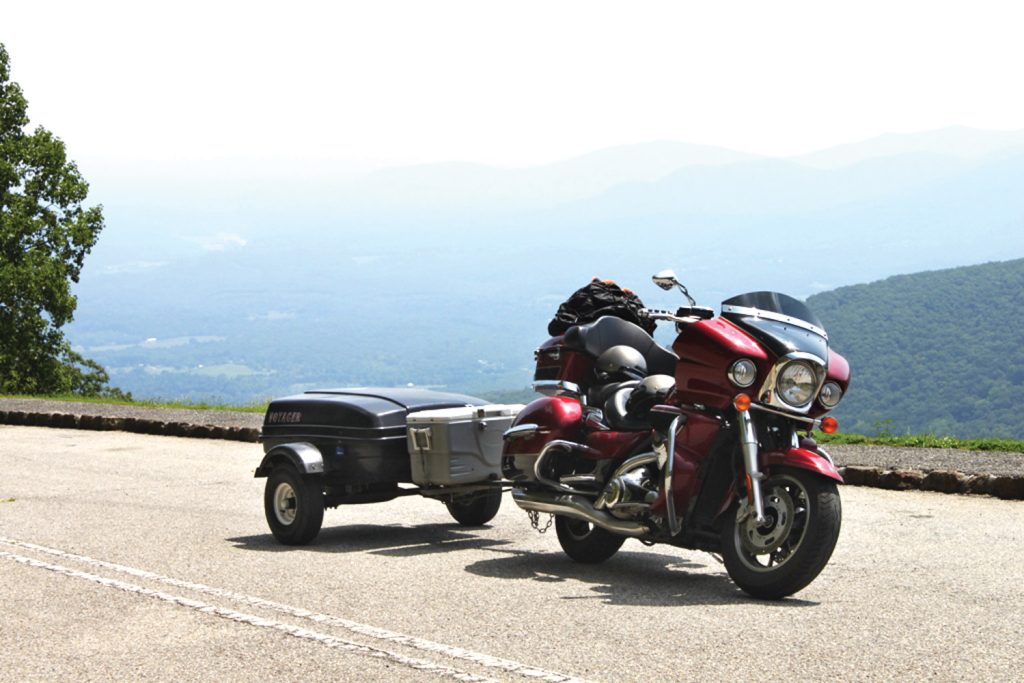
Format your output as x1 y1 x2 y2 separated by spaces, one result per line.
65 127 1024 437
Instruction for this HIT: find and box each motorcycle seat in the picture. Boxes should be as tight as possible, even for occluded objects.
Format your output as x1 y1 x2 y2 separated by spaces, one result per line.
564 316 678 376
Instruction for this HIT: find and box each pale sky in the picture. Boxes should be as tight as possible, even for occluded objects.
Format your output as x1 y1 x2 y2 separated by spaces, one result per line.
3 0 1024 167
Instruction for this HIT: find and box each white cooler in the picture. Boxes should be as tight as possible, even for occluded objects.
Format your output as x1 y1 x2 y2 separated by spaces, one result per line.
407 404 523 485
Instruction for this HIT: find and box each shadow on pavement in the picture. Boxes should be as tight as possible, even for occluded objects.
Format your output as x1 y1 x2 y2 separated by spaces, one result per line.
227 522 514 557
463 547 819 607
228 526 817 607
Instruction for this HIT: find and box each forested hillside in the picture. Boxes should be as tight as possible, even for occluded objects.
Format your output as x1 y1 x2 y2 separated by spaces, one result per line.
807 258 1024 439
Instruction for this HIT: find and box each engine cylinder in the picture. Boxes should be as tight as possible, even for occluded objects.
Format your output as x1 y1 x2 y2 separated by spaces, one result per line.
603 465 658 513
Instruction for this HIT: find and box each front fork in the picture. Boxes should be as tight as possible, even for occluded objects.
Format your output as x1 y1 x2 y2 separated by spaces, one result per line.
736 409 769 525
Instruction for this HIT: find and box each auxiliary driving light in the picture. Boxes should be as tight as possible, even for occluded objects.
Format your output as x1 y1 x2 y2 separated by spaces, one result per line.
728 359 758 388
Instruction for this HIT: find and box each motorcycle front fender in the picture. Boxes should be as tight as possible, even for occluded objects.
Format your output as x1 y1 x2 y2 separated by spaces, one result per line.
712 446 843 521
763 447 844 483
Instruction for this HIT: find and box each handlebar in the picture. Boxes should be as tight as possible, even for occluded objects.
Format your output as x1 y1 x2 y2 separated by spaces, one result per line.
643 306 716 323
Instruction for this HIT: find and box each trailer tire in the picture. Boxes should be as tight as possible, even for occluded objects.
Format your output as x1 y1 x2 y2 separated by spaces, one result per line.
265 465 324 545
446 490 502 526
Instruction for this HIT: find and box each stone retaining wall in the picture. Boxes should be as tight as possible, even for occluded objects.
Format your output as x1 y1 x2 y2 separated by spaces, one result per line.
0 409 259 443
840 465 1024 500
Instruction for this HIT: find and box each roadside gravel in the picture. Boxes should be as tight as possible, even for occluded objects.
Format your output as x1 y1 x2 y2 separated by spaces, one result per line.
826 443 1024 477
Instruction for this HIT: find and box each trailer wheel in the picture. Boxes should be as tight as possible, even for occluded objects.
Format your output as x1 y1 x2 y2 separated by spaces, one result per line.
446 490 502 526
264 465 324 545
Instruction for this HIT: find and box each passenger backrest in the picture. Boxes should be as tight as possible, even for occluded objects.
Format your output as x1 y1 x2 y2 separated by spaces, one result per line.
564 316 678 376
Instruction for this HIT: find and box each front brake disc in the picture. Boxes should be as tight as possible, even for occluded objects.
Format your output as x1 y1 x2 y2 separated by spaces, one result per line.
739 486 795 554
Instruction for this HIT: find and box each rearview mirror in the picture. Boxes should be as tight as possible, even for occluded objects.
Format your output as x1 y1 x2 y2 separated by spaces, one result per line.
652 269 678 291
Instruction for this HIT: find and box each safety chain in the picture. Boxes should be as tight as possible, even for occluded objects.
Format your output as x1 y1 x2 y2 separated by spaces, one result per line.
527 510 554 534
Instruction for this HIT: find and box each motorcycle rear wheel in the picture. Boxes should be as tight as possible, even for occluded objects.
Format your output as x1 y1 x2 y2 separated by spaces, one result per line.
721 467 841 600
555 516 626 563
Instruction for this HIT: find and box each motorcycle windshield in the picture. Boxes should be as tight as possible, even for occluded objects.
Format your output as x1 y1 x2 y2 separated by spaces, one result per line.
721 291 828 360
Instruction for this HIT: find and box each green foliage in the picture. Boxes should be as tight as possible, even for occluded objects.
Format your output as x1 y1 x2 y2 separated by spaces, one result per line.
476 386 537 404
807 257 1024 439
0 43 115 397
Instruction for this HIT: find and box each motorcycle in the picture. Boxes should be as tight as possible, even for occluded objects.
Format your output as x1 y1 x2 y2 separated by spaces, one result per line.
502 269 850 599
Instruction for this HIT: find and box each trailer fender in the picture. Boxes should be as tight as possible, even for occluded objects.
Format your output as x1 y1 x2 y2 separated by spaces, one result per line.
254 442 325 478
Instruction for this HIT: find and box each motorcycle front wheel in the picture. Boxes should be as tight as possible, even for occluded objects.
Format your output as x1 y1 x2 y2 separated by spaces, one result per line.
721 467 841 600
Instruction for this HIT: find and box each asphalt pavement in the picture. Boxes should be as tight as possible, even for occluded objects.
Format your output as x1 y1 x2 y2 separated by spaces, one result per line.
1 426 1021 681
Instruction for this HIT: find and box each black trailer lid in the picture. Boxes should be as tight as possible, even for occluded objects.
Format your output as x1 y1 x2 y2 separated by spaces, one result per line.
310 387 487 412
263 387 488 434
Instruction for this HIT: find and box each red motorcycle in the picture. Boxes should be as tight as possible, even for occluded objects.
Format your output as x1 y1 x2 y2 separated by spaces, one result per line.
502 270 850 599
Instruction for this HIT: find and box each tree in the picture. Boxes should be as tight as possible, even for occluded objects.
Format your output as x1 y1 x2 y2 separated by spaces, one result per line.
0 42 119 396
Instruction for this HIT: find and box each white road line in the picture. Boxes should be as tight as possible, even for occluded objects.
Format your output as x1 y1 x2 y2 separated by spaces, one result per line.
1 549 496 683
0 537 592 683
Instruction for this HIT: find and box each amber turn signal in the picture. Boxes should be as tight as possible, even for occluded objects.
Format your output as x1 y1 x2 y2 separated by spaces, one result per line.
820 416 839 434
733 393 751 412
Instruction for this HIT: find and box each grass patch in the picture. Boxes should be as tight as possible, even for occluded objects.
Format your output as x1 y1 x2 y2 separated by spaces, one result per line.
817 432 1024 454
1 497 15 504
0 393 268 414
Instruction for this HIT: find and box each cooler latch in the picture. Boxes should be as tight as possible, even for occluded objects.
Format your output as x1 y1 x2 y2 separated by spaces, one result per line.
410 427 433 452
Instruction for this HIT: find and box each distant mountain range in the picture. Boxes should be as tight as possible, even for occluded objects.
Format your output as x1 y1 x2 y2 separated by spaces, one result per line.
790 126 1024 168
66 127 1024 430
335 141 761 210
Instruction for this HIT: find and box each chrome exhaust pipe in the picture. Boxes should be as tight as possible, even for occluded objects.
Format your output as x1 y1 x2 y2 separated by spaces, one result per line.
511 489 649 536
533 439 602 495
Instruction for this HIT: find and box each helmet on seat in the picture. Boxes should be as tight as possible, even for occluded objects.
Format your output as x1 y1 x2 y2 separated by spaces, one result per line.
625 374 676 417
595 345 647 381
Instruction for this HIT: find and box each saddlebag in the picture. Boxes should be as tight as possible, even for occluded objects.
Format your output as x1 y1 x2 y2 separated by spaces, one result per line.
260 388 488 484
407 404 523 486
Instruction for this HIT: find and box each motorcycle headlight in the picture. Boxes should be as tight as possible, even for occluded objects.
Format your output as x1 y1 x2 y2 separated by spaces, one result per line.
777 361 817 407
818 381 843 409
728 359 757 388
